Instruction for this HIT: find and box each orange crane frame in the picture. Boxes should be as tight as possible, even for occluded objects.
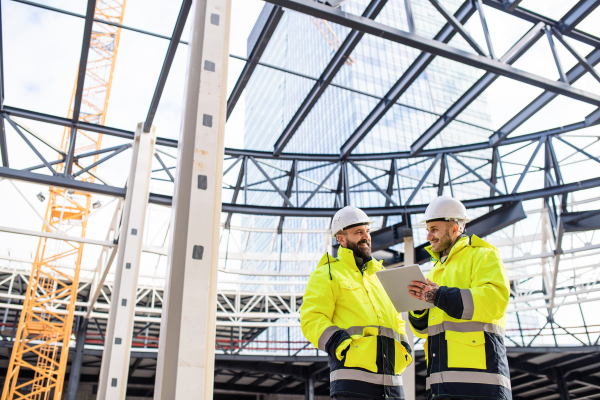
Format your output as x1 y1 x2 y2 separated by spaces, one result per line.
1 1 126 399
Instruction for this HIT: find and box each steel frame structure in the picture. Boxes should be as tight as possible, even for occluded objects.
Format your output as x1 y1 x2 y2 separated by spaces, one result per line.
1 0 600 398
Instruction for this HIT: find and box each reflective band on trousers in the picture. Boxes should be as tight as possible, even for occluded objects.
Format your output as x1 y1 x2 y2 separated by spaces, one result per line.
331 369 403 386
318 325 341 351
425 371 511 390
428 321 505 337
460 289 474 320
345 325 409 344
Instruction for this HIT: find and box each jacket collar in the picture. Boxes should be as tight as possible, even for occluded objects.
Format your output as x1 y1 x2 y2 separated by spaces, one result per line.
425 234 469 264
338 246 373 273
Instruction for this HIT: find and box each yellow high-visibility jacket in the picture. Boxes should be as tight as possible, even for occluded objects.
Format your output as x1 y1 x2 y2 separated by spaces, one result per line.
300 247 412 399
409 234 511 400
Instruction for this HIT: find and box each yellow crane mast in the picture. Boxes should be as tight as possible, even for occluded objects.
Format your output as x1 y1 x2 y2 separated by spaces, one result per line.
310 17 355 66
2 1 127 399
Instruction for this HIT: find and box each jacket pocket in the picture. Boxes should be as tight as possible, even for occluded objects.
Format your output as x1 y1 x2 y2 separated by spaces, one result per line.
394 341 409 375
445 330 486 370
344 336 378 373
339 280 368 304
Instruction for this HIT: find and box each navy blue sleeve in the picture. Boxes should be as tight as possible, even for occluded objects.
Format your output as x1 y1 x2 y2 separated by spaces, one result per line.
434 286 464 320
409 309 429 332
325 329 351 358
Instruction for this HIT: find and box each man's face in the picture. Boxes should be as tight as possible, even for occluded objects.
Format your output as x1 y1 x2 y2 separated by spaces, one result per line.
337 225 371 259
426 220 458 254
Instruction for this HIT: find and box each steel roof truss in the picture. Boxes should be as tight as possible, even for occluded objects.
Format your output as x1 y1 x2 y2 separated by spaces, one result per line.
410 22 545 155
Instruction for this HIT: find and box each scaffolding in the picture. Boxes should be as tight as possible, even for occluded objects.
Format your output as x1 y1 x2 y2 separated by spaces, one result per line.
1 1 126 399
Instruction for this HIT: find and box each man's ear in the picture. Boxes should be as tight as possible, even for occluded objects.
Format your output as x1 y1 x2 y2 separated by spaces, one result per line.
337 233 345 247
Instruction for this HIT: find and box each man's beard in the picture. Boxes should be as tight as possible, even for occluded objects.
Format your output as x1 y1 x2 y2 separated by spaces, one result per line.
347 238 372 260
433 229 453 254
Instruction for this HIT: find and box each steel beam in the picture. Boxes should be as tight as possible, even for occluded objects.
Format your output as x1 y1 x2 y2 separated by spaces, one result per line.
97 124 156 399
3 105 597 163
338 1 476 158
273 0 387 155
561 210 600 232
428 0 487 56
65 318 88 400
154 1 231 399
227 3 283 120
5 116 57 175
467 201 526 237
489 48 600 146
503 0 522 11
475 0 495 59
64 0 97 176
1 106 137 140
0 166 126 197
0 0 6 169
558 0 600 31
546 27 568 83
217 176 600 217
277 160 297 233
71 0 96 123
552 28 600 85
410 22 544 155
405 154 442 206
143 0 192 133
370 222 408 252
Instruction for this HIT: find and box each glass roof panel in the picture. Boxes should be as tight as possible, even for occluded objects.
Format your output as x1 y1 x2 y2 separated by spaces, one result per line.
29 0 88 14
352 103 438 154
3 2 84 117
576 6 600 37
510 95 597 138
103 30 169 130
519 0 579 21
259 11 353 78
148 43 188 140
424 120 493 150
422 57 487 116
120 0 182 39
475 76 544 131
510 36 567 82
284 85 364 154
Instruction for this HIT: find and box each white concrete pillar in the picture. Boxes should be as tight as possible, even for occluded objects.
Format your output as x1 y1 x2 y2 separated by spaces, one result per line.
97 123 156 399
153 0 231 399
401 230 416 400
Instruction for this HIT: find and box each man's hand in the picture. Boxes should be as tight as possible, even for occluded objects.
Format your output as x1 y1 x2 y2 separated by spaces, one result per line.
407 279 440 304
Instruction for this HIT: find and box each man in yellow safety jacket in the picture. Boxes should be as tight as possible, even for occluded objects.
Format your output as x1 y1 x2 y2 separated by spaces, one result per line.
301 206 413 400
407 196 511 400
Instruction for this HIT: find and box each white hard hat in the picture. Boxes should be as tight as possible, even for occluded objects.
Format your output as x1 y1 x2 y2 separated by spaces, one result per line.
331 206 375 238
420 196 470 225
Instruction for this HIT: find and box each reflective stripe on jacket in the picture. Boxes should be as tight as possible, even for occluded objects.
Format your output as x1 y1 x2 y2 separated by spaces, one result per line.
300 247 413 399
409 234 512 400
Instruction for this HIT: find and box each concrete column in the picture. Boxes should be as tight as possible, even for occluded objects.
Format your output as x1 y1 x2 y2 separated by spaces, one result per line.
97 123 157 399
66 318 88 400
153 0 231 399
401 230 416 400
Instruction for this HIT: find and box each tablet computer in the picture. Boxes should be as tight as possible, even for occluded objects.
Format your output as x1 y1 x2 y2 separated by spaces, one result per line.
375 264 435 313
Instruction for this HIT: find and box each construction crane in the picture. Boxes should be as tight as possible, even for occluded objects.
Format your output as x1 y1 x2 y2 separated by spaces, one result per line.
1 1 127 399
311 17 355 66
